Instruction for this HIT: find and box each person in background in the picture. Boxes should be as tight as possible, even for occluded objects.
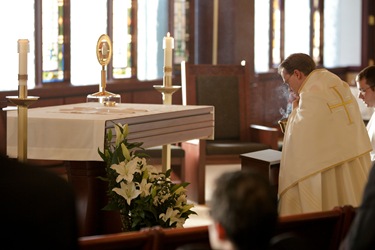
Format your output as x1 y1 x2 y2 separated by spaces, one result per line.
0 154 79 250
277 53 372 216
208 170 278 250
356 65 375 162
338 66 375 250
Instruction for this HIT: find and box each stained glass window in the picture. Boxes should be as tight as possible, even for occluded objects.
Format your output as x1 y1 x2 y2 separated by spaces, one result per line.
113 0 133 79
42 0 64 82
271 0 281 67
137 0 168 81
312 0 321 63
254 0 270 72
173 0 189 64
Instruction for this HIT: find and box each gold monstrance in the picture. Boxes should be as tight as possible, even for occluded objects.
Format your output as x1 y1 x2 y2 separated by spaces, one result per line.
87 34 121 106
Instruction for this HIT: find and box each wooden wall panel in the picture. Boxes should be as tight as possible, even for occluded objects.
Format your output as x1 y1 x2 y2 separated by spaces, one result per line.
250 73 288 128
31 98 65 108
65 96 87 104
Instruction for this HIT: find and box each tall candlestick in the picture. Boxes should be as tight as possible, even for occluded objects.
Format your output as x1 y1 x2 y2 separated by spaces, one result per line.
15 39 30 162
5 39 38 163
163 32 174 87
18 39 29 98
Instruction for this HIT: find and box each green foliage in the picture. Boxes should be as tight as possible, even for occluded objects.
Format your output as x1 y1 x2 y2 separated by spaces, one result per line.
98 122 196 231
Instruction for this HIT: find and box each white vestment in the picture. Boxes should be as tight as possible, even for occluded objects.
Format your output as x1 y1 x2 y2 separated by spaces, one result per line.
279 69 372 216
366 112 375 162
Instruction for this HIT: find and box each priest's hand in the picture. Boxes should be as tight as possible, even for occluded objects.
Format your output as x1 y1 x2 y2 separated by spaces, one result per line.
292 96 300 109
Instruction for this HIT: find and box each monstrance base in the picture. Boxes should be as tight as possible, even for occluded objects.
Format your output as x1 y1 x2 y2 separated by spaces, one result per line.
87 91 121 107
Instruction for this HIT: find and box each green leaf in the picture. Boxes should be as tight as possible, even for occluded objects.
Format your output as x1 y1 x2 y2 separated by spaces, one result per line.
97 147 106 161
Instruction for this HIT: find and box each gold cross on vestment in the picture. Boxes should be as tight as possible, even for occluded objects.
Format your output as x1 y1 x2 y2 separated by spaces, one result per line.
327 87 354 124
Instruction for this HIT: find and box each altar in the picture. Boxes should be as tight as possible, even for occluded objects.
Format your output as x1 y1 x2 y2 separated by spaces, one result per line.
6 102 214 236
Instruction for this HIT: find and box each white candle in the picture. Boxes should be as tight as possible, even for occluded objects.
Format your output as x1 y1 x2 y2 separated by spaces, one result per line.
18 39 29 86
163 32 174 87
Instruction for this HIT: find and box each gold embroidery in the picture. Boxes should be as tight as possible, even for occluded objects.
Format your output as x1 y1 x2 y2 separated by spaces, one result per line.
327 87 354 124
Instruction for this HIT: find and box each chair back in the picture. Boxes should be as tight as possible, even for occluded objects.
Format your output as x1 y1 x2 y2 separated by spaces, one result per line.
180 61 277 204
181 61 250 141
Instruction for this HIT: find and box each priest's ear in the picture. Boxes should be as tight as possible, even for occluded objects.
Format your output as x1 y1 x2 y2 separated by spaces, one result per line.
293 69 304 79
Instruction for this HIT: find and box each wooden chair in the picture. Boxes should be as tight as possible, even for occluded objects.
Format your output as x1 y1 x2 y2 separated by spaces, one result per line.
180 61 279 204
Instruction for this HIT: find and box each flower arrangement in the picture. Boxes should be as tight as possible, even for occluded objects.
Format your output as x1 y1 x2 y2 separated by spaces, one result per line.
98 122 196 231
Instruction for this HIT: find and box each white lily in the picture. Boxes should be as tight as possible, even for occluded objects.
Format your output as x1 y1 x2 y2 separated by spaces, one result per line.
142 164 158 181
175 194 188 207
174 216 186 228
111 160 140 183
174 186 185 195
180 203 195 214
160 193 171 203
138 178 152 197
112 182 141 205
159 207 180 226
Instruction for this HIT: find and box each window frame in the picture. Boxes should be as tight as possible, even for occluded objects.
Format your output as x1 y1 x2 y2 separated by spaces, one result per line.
34 0 139 88
269 0 325 69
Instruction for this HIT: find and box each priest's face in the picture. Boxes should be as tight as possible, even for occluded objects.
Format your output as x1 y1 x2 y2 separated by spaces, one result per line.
280 68 301 95
357 79 375 107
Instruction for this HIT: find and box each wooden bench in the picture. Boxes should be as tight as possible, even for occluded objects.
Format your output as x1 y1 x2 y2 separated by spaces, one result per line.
78 226 210 250
275 205 356 250
337 205 357 241
79 206 357 250
79 230 156 250
157 226 210 250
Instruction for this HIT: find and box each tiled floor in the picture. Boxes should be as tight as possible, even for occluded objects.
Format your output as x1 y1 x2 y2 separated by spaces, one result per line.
184 164 241 228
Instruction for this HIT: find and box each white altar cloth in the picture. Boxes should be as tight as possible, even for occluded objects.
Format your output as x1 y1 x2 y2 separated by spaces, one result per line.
6 102 214 161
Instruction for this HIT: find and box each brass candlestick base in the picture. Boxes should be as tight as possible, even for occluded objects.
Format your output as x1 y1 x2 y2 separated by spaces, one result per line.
7 96 39 107
6 95 39 163
153 85 181 105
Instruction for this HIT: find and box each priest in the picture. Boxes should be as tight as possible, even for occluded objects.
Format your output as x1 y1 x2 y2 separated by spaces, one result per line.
277 53 372 216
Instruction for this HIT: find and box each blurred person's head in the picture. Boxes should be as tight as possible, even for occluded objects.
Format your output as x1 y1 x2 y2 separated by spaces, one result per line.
208 170 278 250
